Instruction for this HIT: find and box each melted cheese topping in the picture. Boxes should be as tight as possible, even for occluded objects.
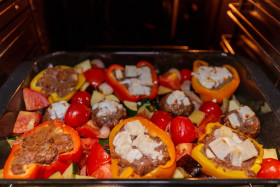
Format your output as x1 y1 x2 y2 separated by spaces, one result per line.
237 106 255 121
47 101 70 119
208 126 258 167
193 66 233 89
113 120 164 163
120 65 153 96
166 90 191 106
92 100 124 117
227 106 256 129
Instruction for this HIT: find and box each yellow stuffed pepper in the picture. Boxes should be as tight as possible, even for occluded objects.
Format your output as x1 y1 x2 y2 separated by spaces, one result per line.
109 116 176 178
191 122 263 178
191 60 240 103
30 65 85 104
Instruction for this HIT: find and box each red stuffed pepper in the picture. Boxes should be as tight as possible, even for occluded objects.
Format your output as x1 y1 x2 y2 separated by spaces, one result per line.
4 120 82 179
106 61 158 102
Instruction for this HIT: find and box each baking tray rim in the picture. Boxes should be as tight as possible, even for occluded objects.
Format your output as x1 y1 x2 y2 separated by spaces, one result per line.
0 50 280 185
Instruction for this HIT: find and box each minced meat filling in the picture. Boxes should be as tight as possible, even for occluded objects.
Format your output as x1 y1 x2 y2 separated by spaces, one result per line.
200 126 260 177
11 123 74 175
36 67 79 98
112 120 170 176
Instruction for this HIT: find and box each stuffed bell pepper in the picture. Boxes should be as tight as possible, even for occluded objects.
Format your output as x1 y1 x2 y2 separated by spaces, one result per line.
30 65 86 104
109 116 176 178
191 60 240 103
106 61 158 102
191 122 263 178
4 120 82 179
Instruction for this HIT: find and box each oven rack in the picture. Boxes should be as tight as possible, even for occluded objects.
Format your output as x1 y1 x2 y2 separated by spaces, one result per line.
225 0 280 87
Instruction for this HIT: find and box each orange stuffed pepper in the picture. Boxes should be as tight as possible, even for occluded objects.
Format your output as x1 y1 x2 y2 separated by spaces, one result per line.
109 117 176 178
191 60 240 103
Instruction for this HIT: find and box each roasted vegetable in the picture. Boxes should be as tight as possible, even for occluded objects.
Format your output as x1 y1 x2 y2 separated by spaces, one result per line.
191 122 263 178
109 117 176 178
191 60 240 104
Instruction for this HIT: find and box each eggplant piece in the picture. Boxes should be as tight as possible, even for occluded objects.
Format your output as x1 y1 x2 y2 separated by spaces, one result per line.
176 154 202 177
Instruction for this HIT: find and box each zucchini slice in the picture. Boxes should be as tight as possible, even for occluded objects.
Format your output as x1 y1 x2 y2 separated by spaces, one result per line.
123 100 138 117
62 163 76 179
75 59 91 72
91 90 105 107
105 94 120 103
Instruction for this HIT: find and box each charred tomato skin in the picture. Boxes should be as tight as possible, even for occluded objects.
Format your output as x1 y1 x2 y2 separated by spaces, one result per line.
64 103 91 128
170 116 196 145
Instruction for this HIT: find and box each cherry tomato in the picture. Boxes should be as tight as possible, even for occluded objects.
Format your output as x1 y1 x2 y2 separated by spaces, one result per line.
199 101 222 118
159 72 181 90
150 111 173 131
170 116 196 145
180 69 192 83
71 91 91 107
84 67 106 89
90 163 112 179
257 158 280 179
78 138 99 168
87 142 111 177
64 103 91 128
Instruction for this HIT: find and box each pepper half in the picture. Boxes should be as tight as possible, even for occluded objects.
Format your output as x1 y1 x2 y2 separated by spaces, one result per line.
109 116 176 178
30 65 86 104
191 122 263 178
4 120 82 179
106 61 158 102
191 60 240 103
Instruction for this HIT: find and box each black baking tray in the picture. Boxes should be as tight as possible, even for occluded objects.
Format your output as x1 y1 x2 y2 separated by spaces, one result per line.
0 51 280 186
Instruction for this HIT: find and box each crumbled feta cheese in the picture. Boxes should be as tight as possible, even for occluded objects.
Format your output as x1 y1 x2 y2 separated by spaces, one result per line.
114 131 133 155
209 137 232 160
232 133 243 144
119 65 153 96
126 149 143 163
125 79 151 96
124 120 146 136
193 66 232 89
132 134 163 160
138 66 153 86
231 148 242 167
214 126 233 138
166 90 191 106
113 120 165 163
206 149 216 159
125 65 138 78
115 69 123 80
47 101 70 120
228 113 240 129
92 100 124 117
209 126 258 166
98 82 113 95
129 84 146 95
223 137 238 147
236 139 258 161
237 106 255 121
